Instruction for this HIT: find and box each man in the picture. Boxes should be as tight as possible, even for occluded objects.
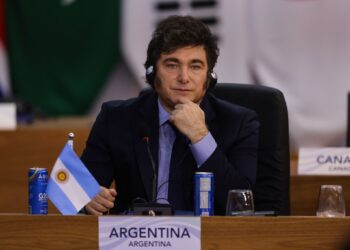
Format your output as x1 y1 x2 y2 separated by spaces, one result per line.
81 16 259 215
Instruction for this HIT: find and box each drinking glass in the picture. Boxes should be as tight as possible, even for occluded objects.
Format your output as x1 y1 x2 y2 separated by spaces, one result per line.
226 189 254 216
316 185 346 217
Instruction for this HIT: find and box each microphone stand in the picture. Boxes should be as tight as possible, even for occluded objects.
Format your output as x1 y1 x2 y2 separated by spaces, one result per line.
133 135 173 216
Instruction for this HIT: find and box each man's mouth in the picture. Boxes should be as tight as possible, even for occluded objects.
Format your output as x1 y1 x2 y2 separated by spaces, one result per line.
172 88 192 92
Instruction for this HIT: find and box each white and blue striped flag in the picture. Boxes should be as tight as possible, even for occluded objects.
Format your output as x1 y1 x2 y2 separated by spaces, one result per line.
46 143 100 215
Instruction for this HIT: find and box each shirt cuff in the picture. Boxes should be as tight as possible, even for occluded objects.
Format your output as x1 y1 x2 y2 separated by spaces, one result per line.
189 132 217 167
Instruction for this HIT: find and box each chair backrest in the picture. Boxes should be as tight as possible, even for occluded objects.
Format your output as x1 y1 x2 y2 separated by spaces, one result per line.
209 83 290 215
347 92 350 147
139 83 291 215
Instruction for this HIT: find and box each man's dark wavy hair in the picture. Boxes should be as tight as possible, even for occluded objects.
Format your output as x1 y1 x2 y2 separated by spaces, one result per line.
144 15 219 83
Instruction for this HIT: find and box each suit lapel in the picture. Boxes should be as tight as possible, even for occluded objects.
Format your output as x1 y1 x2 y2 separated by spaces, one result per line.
201 94 219 142
134 92 159 201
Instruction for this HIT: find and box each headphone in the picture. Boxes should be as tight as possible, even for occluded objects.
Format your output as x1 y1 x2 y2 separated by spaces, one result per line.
145 65 218 89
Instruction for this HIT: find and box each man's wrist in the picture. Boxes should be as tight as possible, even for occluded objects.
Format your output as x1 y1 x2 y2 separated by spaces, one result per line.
190 132 217 166
190 127 209 144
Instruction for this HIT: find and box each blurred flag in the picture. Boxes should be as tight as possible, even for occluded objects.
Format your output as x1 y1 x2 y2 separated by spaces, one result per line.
0 0 10 98
5 0 121 115
46 143 100 215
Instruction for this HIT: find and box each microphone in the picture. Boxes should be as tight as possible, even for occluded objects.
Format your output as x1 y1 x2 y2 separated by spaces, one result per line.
133 123 173 216
139 123 157 202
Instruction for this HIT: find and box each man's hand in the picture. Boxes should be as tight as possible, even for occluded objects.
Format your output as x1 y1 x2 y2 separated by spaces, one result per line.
85 186 117 215
169 97 208 143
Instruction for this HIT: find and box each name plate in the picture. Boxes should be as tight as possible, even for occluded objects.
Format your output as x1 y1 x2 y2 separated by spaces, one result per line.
99 216 200 250
298 148 350 175
0 103 16 130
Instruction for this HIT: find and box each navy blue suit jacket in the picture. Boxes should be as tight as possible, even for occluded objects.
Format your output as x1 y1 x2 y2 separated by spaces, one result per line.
81 91 259 215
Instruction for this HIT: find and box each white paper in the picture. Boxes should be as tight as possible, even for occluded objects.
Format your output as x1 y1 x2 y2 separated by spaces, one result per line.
0 103 16 130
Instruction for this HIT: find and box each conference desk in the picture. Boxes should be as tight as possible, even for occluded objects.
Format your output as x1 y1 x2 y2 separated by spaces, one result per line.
0 215 349 250
291 176 350 216
1 120 350 215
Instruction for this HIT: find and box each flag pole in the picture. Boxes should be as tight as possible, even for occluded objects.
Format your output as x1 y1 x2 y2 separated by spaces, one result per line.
68 132 74 149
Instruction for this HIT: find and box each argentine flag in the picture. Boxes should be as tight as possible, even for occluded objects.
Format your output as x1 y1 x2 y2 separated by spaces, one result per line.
47 143 100 215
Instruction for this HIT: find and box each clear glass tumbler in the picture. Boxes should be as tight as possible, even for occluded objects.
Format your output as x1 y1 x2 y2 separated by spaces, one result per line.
226 189 254 216
316 185 346 217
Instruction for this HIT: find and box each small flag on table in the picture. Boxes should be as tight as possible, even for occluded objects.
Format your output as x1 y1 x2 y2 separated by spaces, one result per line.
46 143 100 215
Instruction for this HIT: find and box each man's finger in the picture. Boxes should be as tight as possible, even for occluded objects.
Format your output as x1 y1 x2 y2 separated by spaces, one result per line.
177 97 192 104
99 187 116 201
109 188 117 197
86 202 104 215
85 206 101 216
100 191 115 201
95 194 115 208
174 104 184 110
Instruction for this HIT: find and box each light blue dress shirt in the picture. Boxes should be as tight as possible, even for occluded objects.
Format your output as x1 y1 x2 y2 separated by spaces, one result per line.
156 99 217 203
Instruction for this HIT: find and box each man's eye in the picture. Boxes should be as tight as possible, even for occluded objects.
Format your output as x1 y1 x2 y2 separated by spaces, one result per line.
191 65 202 70
166 64 178 69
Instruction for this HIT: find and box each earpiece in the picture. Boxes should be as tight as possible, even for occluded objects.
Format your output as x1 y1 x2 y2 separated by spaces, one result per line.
145 65 155 86
209 71 218 88
145 65 217 88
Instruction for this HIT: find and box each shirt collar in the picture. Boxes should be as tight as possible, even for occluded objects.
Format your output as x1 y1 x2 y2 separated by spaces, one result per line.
158 98 170 126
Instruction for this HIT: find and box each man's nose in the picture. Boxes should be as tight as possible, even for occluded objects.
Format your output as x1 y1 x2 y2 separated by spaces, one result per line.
178 67 190 84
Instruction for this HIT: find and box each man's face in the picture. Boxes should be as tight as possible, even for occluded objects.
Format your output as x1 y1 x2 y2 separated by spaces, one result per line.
154 45 209 112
